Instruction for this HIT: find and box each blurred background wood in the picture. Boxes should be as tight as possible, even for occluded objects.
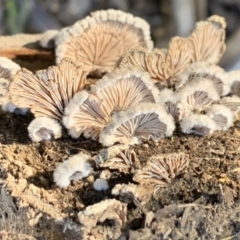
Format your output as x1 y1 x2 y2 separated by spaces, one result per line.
0 0 240 74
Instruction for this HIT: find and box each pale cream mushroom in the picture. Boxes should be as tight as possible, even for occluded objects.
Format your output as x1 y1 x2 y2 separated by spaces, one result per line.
175 62 229 96
53 152 92 188
133 152 189 188
63 90 108 140
10 59 86 120
28 117 62 142
206 104 234 131
158 88 178 118
176 78 220 120
165 36 192 79
78 199 127 240
180 114 217 136
91 67 161 114
189 15 226 64
55 9 153 76
99 102 176 146
227 70 240 96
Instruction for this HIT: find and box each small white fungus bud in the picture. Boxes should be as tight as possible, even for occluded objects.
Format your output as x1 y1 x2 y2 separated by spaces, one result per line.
93 178 109 191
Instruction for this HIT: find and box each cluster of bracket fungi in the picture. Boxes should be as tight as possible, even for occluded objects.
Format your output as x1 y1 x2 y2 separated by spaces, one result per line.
1 9 240 238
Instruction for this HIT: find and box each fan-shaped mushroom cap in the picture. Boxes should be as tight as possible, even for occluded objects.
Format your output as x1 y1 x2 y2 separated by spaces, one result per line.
99 102 175 146
175 62 229 96
176 78 220 120
180 114 217 136
119 39 191 86
10 59 86 120
63 90 108 140
119 37 191 86
0 57 21 79
206 104 234 131
189 15 226 64
91 67 160 114
53 152 92 188
165 36 192 78
133 152 189 187
119 48 170 84
227 70 240 96
28 117 62 142
158 88 178 117
55 9 153 76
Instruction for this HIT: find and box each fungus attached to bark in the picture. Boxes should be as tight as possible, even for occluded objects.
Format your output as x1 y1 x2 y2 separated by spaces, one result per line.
99 102 175 146
133 152 189 188
176 78 220 120
91 67 160 115
206 104 234 131
55 9 153 77
28 117 62 142
180 114 217 136
63 90 108 140
10 59 86 120
53 152 92 188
